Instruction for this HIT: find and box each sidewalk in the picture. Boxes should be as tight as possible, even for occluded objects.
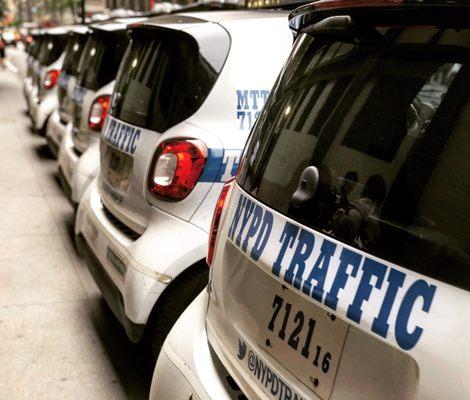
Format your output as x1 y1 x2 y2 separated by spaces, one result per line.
0 50 153 399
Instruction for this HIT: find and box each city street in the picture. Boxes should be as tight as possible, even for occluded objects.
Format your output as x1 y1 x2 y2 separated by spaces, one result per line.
0 46 153 399
1 2 469 399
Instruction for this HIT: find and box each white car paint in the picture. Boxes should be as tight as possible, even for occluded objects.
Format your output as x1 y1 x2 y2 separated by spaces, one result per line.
150 3 470 399
28 26 69 133
46 25 89 157
57 17 145 205
75 10 293 342
58 81 114 204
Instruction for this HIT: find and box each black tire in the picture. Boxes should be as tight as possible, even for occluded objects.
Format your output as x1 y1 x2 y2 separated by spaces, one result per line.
148 262 209 359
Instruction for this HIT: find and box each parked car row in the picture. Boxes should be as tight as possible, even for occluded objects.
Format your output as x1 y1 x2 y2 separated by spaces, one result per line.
23 1 470 399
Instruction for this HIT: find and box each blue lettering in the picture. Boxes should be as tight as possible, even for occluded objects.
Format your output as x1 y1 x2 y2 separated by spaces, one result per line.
250 90 260 110
237 111 246 130
325 248 361 311
272 222 298 277
242 204 263 252
347 258 387 323
250 211 273 261
119 124 127 147
130 129 141 154
302 239 336 302
237 90 249 110
395 279 436 350
118 126 129 150
106 119 116 141
115 124 124 147
228 195 246 240
371 268 406 338
235 199 255 247
284 229 315 290
124 127 133 153
111 122 119 145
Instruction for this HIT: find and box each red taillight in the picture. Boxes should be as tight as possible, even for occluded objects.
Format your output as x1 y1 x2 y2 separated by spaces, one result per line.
88 95 111 131
148 139 207 200
44 69 60 90
207 178 235 267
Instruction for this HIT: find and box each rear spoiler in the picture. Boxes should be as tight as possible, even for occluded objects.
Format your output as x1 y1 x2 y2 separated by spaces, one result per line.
289 1 470 37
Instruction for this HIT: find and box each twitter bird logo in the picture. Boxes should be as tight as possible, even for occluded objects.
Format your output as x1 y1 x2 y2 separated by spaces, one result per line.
237 339 247 360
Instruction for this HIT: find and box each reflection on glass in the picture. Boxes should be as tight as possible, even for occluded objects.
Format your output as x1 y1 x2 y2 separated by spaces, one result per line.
239 27 470 291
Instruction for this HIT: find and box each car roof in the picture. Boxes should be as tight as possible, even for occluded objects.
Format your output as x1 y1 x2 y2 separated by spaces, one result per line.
289 0 470 36
69 25 89 35
133 9 289 31
90 16 149 32
30 28 44 36
44 25 74 35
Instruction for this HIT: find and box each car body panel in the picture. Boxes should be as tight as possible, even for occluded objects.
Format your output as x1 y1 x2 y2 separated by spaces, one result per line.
150 3 470 399
58 81 115 204
75 10 294 341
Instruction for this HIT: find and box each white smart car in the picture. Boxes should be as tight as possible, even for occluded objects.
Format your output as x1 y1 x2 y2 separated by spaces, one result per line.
150 1 470 399
57 17 145 206
29 26 68 135
74 10 293 354
23 29 43 107
46 25 89 157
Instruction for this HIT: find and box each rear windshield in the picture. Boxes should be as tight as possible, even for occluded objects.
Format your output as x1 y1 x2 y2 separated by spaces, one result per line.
77 30 128 91
28 37 41 56
37 35 66 66
62 33 88 76
239 27 470 291
110 25 229 132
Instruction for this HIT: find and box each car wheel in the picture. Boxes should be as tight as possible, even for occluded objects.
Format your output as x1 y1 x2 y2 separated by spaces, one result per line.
148 262 209 359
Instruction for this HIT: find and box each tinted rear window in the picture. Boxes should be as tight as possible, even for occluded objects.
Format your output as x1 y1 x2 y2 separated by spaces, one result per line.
62 33 88 76
37 35 66 66
28 37 40 56
77 30 128 91
239 27 470 291
110 25 229 132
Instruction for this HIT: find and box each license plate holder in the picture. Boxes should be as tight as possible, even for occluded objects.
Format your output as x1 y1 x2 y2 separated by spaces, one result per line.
102 144 133 196
258 285 349 399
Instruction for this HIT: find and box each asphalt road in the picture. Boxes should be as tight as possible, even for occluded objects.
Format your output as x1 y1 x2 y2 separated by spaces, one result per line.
0 45 154 400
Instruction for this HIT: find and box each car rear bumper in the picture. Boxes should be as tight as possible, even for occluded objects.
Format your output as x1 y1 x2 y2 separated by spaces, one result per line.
29 92 39 129
150 290 243 400
74 178 208 341
75 233 145 342
58 129 79 204
29 90 57 133
57 129 98 204
23 78 32 106
75 179 167 341
46 110 67 158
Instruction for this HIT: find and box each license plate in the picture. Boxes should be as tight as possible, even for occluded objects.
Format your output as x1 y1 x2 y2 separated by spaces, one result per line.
259 285 348 399
102 144 133 195
58 74 69 89
73 86 86 105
